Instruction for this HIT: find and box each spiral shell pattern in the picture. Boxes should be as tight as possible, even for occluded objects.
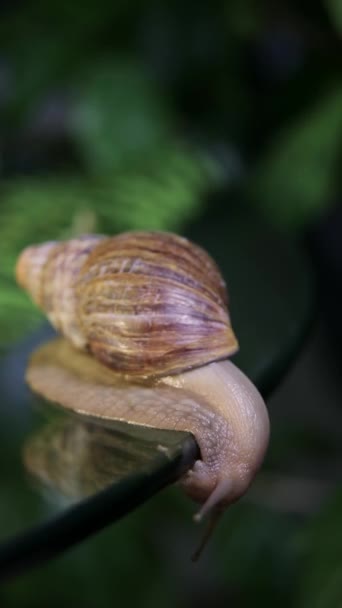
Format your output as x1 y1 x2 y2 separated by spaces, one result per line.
16 231 238 377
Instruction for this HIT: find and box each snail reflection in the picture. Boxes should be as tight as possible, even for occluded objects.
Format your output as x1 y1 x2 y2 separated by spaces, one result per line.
24 406 156 501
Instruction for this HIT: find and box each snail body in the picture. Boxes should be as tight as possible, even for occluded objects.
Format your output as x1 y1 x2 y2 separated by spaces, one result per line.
16 231 270 520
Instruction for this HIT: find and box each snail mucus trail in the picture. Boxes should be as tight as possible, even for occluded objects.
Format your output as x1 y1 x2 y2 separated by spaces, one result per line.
16 231 270 552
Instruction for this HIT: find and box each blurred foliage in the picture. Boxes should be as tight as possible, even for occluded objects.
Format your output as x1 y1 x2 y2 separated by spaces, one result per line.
0 1 340 232
0 0 341 606
0 147 220 276
71 59 175 173
247 85 342 230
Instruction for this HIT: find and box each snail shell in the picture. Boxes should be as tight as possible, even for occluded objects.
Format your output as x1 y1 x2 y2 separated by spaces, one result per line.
16 231 238 378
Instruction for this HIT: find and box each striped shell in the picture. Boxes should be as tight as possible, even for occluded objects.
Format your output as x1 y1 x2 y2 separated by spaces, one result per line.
16 231 238 378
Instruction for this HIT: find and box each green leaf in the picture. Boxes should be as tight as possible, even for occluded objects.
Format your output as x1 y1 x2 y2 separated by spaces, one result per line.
71 59 174 173
0 179 92 274
94 144 222 232
0 144 216 279
0 283 43 346
0 179 96 343
247 85 342 231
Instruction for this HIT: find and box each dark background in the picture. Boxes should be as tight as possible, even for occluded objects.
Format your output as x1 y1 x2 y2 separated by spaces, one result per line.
0 1 342 606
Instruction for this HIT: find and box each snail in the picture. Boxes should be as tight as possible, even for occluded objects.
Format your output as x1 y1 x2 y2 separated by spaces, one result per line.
16 231 270 528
